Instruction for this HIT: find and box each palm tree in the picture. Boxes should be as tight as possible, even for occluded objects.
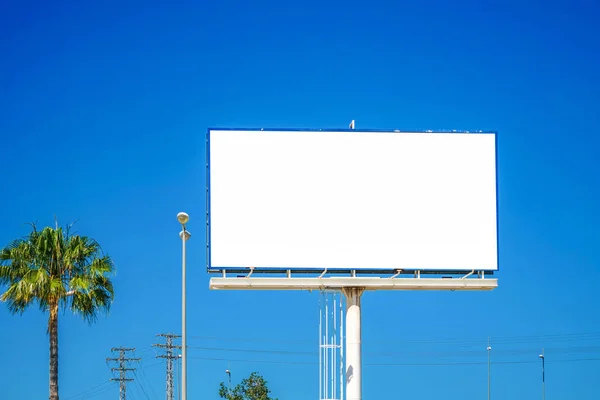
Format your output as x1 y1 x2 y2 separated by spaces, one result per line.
0 221 115 400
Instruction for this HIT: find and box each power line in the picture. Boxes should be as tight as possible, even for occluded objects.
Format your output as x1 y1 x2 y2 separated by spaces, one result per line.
76 385 114 400
107 347 141 400
64 381 113 400
364 345 600 358
185 355 600 366
133 370 152 400
365 357 600 366
138 362 159 400
187 331 600 346
182 343 600 359
187 356 315 365
188 335 314 344
144 361 165 369
187 345 313 355
371 332 600 346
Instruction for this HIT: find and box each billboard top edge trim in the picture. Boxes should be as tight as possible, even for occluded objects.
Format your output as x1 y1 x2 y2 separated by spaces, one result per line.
207 127 498 135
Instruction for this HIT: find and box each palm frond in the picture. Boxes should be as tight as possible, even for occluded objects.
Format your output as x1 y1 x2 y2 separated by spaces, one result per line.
71 286 113 324
88 256 114 277
69 270 114 323
1 277 36 314
1 237 38 311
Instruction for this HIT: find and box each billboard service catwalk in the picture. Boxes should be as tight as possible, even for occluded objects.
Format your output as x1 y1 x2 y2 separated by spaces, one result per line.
206 129 498 272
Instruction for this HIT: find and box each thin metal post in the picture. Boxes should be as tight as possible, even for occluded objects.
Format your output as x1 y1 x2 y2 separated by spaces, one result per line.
226 365 232 391
340 295 344 400
333 295 337 399
540 349 545 400
319 293 322 400
178 220 191 400
181 230 187 400
487 338 491 400
319 290 343 400
325 294 329 399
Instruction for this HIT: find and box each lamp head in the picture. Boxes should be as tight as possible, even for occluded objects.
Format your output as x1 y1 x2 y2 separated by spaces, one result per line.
177 212 189 225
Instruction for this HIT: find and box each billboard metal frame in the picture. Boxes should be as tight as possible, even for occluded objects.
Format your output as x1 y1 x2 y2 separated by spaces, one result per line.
205 127 500 276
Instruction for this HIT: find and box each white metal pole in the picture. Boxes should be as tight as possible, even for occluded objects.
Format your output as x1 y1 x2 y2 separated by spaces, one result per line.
332 296 335 399
319 293 322 400
340 295 344 400
540 349 545 400
177 217 190 400
325 294 329 399
344 288 363 400
333 296 337 400
181 229 187 400
487 338 491 400
227 368 231 391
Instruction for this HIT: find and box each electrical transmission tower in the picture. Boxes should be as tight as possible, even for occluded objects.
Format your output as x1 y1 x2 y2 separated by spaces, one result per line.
153 333 182 400
106 347 141 400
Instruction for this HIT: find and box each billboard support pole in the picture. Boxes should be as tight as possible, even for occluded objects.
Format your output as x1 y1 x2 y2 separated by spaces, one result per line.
343 286 364 400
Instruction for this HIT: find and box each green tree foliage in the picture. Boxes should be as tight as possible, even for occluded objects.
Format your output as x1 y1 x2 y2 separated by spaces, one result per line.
0 221 115 400
219 372 278 400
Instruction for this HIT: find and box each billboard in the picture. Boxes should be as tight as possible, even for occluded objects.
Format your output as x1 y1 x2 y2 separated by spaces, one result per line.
207 129 498 272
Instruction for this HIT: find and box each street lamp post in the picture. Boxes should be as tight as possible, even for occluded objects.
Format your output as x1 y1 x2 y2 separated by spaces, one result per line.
225 368 231 390
177 212 191 400
539 350 545 400
487 338 492 400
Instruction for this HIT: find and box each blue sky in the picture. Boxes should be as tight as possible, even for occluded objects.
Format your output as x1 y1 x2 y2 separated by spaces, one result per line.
1 0 599 399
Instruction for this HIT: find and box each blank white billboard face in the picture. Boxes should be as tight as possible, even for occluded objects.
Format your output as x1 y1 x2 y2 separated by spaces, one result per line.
208 129 498 271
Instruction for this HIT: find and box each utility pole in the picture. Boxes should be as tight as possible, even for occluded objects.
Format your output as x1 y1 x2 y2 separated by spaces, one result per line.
106 347 140 400
153 333 182 400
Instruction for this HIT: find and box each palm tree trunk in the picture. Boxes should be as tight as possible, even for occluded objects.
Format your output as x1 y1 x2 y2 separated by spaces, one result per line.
49 301 59 400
